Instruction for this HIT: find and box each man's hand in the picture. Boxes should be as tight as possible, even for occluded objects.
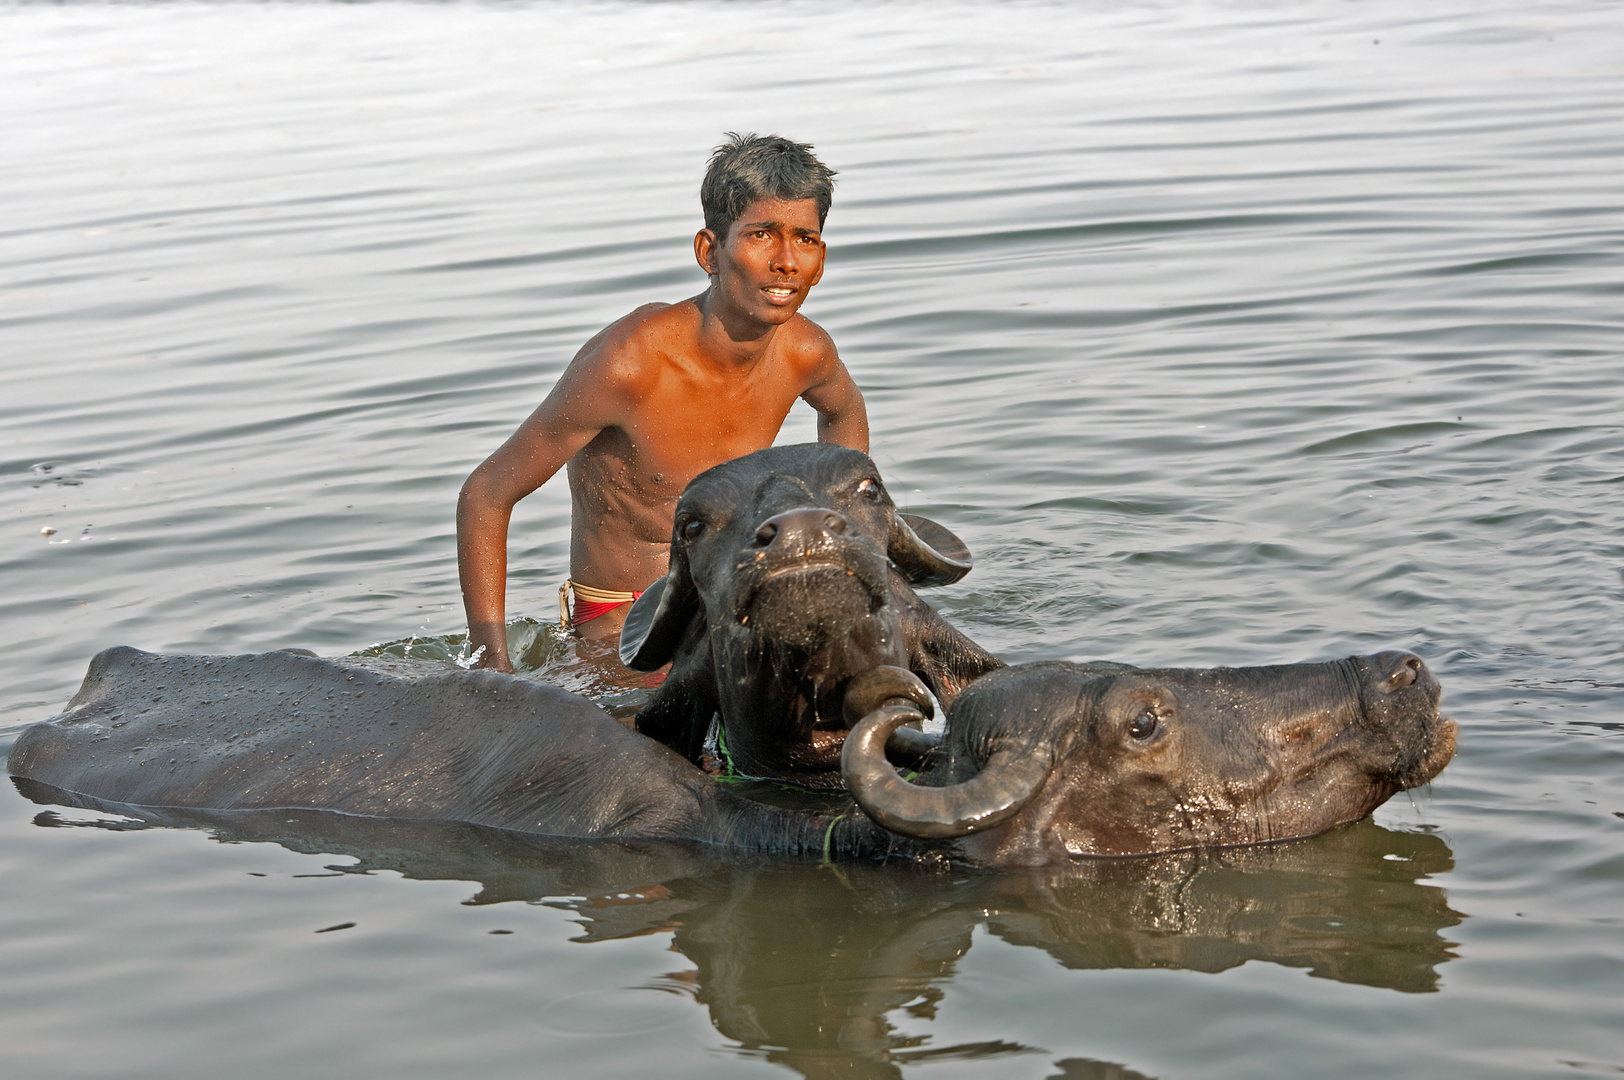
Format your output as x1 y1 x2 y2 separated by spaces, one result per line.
464 620 514 673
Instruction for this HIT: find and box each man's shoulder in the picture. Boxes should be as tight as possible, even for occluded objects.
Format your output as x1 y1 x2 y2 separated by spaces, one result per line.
571 301 696 385
776 314 839 372
593 301 692 353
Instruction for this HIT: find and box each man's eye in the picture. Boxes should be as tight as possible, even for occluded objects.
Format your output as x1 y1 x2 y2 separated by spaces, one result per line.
857 478 882 501
681 518 705 541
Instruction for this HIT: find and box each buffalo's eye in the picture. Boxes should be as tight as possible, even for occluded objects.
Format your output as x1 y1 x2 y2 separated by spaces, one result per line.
680 517 705 542
1129 709 1160 740
857 478 883 501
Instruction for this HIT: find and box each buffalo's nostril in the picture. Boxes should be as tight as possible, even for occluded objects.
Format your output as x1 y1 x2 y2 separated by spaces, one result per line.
756 507 850 548
1373 650 1424 692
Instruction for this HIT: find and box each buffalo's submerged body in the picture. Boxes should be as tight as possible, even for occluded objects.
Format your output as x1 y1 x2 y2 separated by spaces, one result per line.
8 644 1455 865
5 648 816 850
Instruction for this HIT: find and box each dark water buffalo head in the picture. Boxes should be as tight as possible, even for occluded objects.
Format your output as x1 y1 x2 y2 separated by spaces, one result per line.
621 443 1001 789
843 651 1457 863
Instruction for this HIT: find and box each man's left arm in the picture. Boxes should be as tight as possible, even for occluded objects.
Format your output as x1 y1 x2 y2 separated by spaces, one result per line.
800 343 869 453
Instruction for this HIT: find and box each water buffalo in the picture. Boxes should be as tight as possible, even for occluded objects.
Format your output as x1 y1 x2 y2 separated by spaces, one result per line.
7 644 1455 864
840 656 1458 861
618 443 1002 789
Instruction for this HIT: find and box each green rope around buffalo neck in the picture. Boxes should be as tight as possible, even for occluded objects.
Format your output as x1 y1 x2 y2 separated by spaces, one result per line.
713 716 739 781
713 716 865 795
822 808 851 863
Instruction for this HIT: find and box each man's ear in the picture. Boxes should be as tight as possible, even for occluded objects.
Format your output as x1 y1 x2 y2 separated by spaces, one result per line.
620 564 702 671
694 228 720 276
888 513 973 587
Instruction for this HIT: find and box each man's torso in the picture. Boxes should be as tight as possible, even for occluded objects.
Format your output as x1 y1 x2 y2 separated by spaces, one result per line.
564 299 832 591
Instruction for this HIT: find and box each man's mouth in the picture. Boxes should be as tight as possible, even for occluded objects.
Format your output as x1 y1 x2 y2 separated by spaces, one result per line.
763 285 797 301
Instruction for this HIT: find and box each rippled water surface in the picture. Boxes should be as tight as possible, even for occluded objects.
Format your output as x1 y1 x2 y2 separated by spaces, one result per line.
3 2 1622 1077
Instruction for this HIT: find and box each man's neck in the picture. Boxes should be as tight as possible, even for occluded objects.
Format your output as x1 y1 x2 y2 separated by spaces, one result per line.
693 286 780 371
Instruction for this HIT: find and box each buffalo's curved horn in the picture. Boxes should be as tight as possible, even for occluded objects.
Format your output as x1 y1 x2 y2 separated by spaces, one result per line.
843 666 941 768
842 665 934 726
888 513 973 587
619 572 698 671
842 704 1054 840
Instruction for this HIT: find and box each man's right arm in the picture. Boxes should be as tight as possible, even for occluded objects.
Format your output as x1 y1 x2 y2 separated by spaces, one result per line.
457 341 633 671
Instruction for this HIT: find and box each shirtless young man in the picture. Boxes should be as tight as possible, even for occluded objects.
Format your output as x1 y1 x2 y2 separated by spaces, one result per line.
457 134 869 672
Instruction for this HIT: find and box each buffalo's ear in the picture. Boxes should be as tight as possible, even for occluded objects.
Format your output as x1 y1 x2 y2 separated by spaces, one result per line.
889 513 973 587
619 570 700 670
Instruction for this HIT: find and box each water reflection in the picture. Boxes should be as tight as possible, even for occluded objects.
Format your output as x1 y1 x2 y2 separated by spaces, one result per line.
18 779 1459 1076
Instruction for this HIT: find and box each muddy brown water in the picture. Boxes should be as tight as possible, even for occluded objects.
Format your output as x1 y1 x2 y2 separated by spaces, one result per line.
2 2 1621 1077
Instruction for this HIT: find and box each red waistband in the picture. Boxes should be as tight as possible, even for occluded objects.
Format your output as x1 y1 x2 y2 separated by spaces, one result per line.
572 591 642 626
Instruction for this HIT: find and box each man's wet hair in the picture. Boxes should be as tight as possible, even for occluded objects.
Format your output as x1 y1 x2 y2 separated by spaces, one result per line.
701 133 836 239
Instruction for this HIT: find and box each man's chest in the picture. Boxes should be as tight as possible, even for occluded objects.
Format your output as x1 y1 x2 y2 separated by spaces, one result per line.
632 375 803 460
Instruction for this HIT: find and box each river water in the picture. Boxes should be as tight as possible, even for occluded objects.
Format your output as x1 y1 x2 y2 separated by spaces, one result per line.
2 1 1622 1076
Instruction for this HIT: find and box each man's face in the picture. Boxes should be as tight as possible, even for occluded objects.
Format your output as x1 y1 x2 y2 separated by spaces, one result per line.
696 196 826 327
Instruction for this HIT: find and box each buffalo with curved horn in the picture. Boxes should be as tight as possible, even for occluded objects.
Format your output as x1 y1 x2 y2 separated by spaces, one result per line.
840 655 1457 861
619 443 1002 789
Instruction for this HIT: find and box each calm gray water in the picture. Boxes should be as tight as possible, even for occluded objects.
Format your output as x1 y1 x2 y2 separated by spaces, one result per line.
3 1 1622 1076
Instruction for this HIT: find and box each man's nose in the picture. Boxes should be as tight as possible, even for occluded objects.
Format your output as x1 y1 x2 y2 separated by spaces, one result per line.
769 237 799 273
